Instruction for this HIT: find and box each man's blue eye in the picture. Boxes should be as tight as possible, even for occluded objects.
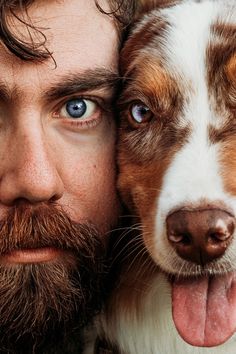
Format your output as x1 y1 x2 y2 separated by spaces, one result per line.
66 99 87 119
59 98 97 120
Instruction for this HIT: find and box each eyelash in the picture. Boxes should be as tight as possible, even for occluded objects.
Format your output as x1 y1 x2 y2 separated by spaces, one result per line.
52 96 103 130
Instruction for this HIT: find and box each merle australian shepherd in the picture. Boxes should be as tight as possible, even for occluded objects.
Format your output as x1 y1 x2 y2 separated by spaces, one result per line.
95 1 236 353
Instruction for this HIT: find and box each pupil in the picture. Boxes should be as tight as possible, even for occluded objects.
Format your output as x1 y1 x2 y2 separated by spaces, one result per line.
139 106 148 115
66 99 87 118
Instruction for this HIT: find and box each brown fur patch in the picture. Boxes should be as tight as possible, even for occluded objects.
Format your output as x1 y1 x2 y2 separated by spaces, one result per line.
207 22 236 145
118 55 189 166
207 22 236 114
225 54 236 83
120 55 180 105
120 15 169 73
208 121 236 143
219 137 236 197
118 157 170 257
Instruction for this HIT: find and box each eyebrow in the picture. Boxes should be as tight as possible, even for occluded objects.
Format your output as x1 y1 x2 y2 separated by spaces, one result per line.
0 83 15 102
44 68 120 103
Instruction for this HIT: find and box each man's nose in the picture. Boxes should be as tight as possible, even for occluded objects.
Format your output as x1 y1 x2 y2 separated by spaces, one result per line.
0 125 64 205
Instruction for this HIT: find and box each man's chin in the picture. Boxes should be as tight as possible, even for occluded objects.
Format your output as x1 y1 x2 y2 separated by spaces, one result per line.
0 253 105 353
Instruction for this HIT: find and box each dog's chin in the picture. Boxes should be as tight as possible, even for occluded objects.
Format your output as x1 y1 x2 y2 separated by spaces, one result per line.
164 259 236 278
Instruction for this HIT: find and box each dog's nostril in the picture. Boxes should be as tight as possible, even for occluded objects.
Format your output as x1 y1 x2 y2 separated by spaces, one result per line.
166 208 235 265
208 229 232 242
169 232 191 245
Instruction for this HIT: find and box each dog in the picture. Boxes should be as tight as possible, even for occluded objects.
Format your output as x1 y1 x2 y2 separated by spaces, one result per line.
94 0 236 353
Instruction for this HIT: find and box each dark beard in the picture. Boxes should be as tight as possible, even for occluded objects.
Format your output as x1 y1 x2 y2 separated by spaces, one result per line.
0 203 107 353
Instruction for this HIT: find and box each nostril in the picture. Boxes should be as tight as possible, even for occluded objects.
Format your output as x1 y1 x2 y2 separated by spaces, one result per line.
207 220 235 242
208 230 231 242
169 232 192 245
168 232 183 243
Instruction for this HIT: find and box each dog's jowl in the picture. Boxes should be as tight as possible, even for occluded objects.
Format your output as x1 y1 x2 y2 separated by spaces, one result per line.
97 1 236 353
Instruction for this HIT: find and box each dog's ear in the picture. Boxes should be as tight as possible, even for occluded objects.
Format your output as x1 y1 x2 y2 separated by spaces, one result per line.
137 0 180 17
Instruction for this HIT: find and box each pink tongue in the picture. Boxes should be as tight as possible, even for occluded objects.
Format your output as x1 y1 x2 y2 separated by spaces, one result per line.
172 273 236 347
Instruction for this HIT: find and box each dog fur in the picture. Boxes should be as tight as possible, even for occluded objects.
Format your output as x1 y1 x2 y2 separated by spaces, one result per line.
96 1 236 353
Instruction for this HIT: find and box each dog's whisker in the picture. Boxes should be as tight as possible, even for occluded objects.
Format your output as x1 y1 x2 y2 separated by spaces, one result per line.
110 237 145 265
111 227 143 252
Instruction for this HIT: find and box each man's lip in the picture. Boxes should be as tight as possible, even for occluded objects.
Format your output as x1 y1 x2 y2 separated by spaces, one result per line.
0 247 62 264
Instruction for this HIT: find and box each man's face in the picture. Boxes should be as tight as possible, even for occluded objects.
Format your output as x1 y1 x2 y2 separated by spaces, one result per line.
0 0 120 351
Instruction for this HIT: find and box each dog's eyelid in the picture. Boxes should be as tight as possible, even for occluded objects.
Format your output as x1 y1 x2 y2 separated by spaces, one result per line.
118 98 151 110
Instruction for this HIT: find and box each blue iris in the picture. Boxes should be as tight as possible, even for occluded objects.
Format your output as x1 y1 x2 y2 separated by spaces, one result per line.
66 99 87 119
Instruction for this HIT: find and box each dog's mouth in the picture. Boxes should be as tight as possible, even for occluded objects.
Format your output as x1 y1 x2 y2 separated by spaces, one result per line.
172 272 236 347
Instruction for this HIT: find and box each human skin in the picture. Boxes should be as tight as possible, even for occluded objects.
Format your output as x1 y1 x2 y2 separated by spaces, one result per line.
0 0 120 246
0 0 120 351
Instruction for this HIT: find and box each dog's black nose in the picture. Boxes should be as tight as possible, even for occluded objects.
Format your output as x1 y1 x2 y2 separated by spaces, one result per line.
166 209 235 265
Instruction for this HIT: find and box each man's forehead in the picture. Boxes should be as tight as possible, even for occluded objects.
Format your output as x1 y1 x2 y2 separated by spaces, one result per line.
11 0 115 33
5 0 118 68
0 0 119 91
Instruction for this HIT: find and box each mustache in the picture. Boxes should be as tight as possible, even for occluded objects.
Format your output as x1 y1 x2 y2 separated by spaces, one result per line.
0 203 102 255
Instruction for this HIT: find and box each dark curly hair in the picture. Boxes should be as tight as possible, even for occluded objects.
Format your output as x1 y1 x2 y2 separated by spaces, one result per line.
0 0 138 61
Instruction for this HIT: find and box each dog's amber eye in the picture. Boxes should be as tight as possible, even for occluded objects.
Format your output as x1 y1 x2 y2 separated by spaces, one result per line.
129 102 153 125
